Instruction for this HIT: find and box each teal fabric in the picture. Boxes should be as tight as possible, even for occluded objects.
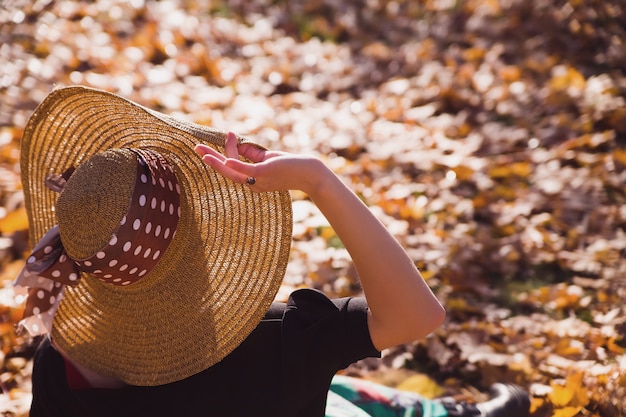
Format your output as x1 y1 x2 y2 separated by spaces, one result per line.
326 375 448 417
326 391 377 417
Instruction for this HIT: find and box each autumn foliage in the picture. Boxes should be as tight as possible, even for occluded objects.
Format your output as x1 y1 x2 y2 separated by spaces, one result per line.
0 0 625 416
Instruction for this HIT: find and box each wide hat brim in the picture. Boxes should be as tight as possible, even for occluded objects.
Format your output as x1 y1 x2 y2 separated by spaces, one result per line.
20 85 293 386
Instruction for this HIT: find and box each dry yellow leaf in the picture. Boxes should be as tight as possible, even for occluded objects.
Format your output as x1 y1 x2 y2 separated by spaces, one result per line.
549 372 590 408
0 207 29 233
607 336 626 355
552 406 583 417
419 270 435 281
452 165 474 182
555 339 584 356
499 65 522 83
396 374 445 399
612 148 626 166
550 383 574 407
488 165 510 179
530 397 544 414
509 162 532 178
549 66 586 92
463 47 486 62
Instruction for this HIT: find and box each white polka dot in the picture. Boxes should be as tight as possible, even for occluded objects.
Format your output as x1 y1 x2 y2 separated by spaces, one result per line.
152 250 160 260
32 308 40 316
109 235 118 245
96 251 106 259
151 197 157 209
69 273 78 281
168 180 173 191
164 228 170 239
169 203 174 215
119 264 129 271
159 178 165 188
145 222 152 234
129 267 138 274
155 225 161 237
139 269 148 277
143 248 151 258
140 174 148 183
133 219 141 230
177 206 181 217
51 270 60 278
49 295 56 304
37 290 45 299
139 195 147 206
120 215 126 225
176 184 180 194
134 245 142 256
152 176 157 185
122 281 132 286
160 200 166 212
94 270 102 274
54 282 62 288
59 254 67 262
104 274 112 279
113 278 121 283
123 242 132 252
27 256 36 264
109 259 118 267
44 246 53 254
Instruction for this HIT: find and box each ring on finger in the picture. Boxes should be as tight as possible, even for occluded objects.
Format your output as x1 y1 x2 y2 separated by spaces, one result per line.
246 177 256 185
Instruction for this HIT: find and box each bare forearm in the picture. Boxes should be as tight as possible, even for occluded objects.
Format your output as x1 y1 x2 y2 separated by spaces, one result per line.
304 160 446 350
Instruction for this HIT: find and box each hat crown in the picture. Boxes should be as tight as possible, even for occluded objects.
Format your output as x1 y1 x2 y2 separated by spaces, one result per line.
55 148 181 286
57 149 136 260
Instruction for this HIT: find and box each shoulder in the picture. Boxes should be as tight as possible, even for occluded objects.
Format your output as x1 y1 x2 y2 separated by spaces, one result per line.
280 289 379 371
285 288 368 316
282 289 372 346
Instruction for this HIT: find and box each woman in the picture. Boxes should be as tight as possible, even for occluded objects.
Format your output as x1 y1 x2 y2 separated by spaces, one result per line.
15 86 529 417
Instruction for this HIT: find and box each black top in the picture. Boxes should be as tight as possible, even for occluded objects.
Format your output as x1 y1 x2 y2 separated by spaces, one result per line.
29 288 380 417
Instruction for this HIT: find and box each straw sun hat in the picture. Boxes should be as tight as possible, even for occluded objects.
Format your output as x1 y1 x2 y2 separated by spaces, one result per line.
15 85 293 386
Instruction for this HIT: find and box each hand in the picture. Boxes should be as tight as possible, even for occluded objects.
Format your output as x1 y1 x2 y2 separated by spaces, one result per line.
194 131 322 194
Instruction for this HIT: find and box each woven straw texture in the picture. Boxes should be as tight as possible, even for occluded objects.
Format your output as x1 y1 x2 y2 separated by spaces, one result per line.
20 85 293 386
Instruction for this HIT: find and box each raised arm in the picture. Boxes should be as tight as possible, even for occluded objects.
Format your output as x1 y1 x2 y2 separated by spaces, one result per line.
195 133 445 351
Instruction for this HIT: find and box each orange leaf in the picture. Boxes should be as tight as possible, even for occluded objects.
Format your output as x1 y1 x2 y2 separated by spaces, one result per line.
549 383 574 407
552 407 583 417
549 372 589 408
607 336 626 355
549 66 586 92
0 207 29 233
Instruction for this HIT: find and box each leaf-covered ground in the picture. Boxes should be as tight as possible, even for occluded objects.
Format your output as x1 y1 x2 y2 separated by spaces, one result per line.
1 0 625 415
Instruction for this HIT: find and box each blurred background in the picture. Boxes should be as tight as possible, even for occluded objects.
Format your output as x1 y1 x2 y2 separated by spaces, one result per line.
1 0 625 415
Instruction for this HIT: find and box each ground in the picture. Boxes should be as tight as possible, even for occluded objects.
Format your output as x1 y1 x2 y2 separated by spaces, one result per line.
0 0 625 416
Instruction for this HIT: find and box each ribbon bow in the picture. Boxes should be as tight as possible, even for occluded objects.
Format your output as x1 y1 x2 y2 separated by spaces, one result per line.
14 224 81 335
14 169 78 336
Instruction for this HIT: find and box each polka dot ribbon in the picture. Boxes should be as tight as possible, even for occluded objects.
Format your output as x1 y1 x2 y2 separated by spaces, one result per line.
13 149 181 336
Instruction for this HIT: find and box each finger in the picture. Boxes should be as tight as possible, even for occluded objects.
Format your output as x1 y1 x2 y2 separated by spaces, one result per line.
237 143 267 163
202 154 252 184
224 131 239 159
194 144 225 163
223 158 257 177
